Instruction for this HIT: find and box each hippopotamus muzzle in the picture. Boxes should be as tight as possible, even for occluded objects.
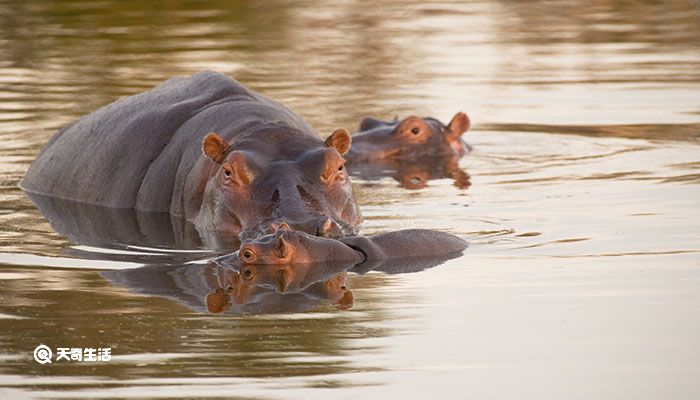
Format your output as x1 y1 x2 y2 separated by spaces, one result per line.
241 216 348 242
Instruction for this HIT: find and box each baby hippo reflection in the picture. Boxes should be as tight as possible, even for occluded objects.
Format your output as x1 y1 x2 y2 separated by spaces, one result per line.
205 268 353 313
104 227 467 315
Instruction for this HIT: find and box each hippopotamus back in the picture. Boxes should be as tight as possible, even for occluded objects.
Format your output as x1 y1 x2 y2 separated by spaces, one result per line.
20 71 314 211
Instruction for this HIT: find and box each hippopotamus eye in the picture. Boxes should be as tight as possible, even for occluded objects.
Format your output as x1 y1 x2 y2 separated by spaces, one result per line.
224 169 231 177
411 127 421 135
320 157 346 183
240 248 257 263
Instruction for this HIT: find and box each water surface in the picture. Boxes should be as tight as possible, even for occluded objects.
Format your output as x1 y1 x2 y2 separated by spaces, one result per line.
1 1 699 399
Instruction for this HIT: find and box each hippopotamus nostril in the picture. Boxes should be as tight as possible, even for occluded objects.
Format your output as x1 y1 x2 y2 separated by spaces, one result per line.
296 184 322 210
317 217 342 238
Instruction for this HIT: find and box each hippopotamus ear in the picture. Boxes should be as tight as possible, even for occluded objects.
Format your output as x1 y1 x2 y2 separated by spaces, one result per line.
206 289 231 313
446 112 470 139
274 268 293 293
202 132 230 163
325 128 351 155
359 116 387 131
336 290 354 310
275 234 290 258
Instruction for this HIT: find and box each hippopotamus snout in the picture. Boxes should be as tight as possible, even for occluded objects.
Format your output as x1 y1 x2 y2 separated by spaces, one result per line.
267 217 343 238
240 216 344 241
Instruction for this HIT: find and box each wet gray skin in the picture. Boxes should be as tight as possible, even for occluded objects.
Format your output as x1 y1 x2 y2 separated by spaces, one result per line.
346 112 471 163
20 71 361 241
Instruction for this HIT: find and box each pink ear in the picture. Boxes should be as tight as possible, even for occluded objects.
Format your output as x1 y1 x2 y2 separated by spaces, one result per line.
202 132 230 163
325 129 351 155
275 234 289 258
447 112 470 138
276 222 291 231
206 290 231 313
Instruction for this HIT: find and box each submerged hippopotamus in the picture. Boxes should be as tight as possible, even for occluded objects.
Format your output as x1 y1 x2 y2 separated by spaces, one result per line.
103 227 467 315
346 112 471 162
205 226 466 311
214 225 467 268
21 71 360 240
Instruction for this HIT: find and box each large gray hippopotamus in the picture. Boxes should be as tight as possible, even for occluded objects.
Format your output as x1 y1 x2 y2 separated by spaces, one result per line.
21 71 360 240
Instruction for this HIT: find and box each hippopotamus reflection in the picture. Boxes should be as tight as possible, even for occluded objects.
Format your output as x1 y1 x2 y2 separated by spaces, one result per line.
21 71 360 241
204 263 354 313
103 261 354 314
346 112 471 162
103 228 467 314
348 153 471 190
24 192 222 255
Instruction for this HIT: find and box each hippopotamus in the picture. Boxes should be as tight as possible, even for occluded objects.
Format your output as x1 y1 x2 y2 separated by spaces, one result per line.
207 227 465 312
346 112 471 162
102 227 467 314
214 225 467 268
20 71 360 241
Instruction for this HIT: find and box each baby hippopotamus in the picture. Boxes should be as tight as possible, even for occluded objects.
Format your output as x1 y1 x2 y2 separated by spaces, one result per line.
227 225 467 266
209 227 466 307
346 112 471 162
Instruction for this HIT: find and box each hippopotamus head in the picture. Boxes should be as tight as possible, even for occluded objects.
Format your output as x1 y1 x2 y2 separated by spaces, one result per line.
347 112 471 161
194 129 361 241
210 227 359 294
237 225 362 266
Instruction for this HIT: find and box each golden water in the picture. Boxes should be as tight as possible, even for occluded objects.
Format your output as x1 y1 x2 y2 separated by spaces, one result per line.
1 1 699 398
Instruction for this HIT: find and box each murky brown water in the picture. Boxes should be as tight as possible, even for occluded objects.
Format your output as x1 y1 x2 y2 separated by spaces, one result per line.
1 1 700 399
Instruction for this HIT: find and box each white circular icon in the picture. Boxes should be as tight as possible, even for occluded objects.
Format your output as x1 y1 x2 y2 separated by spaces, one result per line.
33 344 52 364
